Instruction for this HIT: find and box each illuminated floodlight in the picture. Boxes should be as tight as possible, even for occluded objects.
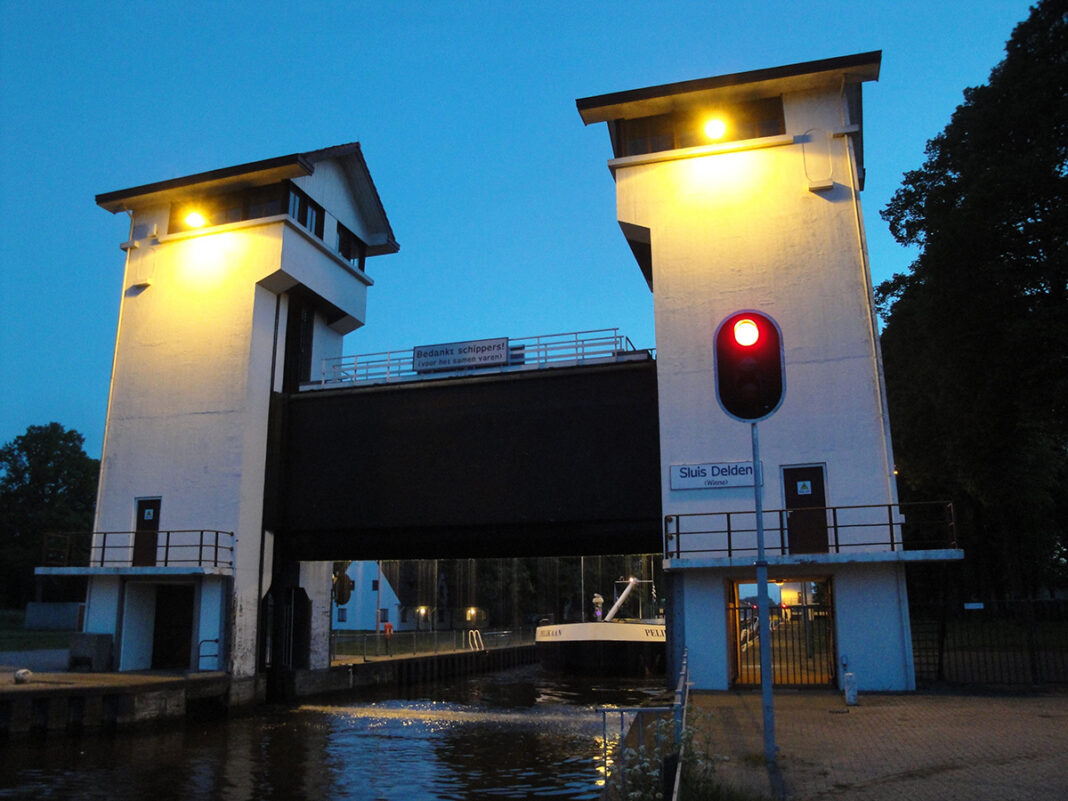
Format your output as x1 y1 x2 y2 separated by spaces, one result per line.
184 210 207 228
703 117 728 140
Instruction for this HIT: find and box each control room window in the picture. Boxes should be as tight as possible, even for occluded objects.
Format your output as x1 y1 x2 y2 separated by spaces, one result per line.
169 183 288 234
288 186 325 239
616 96 785 157
337 222 367 270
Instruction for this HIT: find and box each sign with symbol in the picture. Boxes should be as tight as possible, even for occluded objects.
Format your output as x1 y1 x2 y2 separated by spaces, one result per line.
144 509 155 520
796 480 812 496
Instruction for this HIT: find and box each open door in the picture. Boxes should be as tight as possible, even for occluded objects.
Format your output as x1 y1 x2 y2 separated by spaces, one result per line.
152 584 194 669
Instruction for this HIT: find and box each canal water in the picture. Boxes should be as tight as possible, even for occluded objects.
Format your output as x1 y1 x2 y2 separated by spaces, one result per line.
0 665 667 800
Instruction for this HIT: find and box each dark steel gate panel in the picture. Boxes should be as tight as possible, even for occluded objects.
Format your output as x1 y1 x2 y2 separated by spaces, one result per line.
731 602 836 687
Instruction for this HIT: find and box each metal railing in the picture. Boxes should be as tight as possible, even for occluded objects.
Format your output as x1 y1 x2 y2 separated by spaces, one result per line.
663 501 956 560
600 649 690 799
41 530 235 570
330 627 533 662
911 599 1068 686
312 329 649 388
196 638 221 672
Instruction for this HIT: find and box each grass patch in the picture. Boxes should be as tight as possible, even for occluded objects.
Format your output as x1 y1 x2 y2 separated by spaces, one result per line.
679 766 773 801
0 609 75 651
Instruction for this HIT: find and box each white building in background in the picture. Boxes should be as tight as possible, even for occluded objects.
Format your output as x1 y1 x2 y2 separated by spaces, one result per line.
578 52 962 692
333 562 402 631
40 144 397 702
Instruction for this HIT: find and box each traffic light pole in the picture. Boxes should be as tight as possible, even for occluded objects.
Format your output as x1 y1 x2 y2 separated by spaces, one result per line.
751 421 777 765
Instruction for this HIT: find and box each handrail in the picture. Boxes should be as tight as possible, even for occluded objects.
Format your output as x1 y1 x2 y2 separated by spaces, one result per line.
600 649 689 798
40 530 235 570
313 328 650 388
663 501 955 560
330 627 536 662
196 638 221 671
466 629 485 651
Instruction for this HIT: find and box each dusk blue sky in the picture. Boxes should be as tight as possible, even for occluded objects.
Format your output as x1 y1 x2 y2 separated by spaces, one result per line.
1 1 1033 459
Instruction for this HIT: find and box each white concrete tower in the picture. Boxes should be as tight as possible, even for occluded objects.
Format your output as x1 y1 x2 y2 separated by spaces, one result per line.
83 144 396 701
579 54 961 691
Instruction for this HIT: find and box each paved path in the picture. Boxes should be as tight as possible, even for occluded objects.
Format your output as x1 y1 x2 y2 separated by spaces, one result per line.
688 689 1068 800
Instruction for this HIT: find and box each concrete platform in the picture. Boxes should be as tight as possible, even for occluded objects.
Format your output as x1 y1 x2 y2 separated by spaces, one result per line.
0 664 230 738
686 689 1068 800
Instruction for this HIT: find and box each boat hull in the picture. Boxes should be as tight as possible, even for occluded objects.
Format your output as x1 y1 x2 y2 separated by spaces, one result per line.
535 621 666 676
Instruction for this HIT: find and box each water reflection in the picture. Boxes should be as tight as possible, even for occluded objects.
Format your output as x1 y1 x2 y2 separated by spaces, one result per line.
0 666 665 800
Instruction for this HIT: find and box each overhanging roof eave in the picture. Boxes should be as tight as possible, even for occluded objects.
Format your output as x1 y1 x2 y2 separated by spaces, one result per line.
95 153 315 213
577 50 881 124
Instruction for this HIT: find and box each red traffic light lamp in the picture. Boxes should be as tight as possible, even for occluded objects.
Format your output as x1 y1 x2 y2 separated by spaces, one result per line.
714 311 784 421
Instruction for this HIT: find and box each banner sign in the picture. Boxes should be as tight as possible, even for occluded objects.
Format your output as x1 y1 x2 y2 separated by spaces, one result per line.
670 461 759 490
413 338 509 373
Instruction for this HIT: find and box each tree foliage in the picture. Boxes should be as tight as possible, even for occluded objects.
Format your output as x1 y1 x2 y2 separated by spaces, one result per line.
0 423 99 608
877 0 1068 598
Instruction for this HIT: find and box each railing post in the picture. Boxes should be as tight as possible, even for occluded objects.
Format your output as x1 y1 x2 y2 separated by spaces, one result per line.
214 531 220 567
888 504 896 550
832 507 840 553
164 530 171 566
777 510 786 555
199 531 205 566
726 512 733 557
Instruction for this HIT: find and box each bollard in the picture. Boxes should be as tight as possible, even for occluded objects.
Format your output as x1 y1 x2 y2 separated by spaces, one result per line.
843 672 858 706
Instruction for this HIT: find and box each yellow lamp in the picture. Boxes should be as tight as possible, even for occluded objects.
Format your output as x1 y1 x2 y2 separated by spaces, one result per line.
184 210 207 228
703 117 728 141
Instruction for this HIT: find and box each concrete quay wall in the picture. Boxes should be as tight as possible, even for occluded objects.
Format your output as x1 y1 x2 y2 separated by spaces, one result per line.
1 646 536 738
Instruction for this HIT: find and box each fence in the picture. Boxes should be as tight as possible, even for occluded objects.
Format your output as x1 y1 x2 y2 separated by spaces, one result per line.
315 329 647 387
600 650 690 800
664 501 955 560
731 603 836 687
330 627 533 662
911 599 1068 686
41 530 235 570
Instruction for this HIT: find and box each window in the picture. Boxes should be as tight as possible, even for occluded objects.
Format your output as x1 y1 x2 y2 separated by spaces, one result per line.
288 185 324 238
169 181 367 269
337 222 367 270
371 579 379 592
169 180 327 238
337 607 347 623
616 96 785 157
169 183 288 234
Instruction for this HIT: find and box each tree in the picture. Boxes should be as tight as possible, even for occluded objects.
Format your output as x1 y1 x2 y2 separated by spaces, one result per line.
0 423 99 608
877 0 1068 599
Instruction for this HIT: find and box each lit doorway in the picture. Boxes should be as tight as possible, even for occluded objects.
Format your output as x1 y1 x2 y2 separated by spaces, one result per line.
730 578 835 687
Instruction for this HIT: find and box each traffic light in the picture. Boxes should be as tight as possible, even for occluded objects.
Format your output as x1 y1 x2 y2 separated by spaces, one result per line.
715 311 784 421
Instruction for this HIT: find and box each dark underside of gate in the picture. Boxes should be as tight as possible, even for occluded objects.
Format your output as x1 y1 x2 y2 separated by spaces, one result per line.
264 359 661 561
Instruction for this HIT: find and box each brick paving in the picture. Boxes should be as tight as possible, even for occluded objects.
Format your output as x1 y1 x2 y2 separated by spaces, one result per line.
687 689 1068 800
